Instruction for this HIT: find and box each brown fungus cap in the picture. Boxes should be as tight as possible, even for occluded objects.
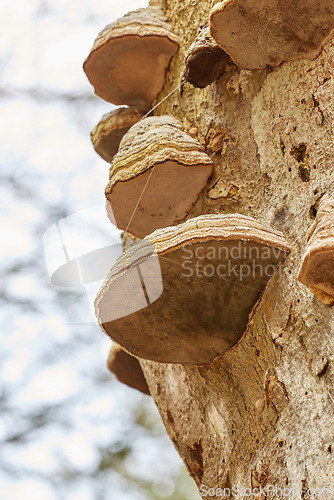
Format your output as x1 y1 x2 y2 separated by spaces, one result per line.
183 25 232 88
95 214 291 366
91 107 146 163
107 343 150 395
83 7 179 107
298 195 334 306
105 116 213 239
210 0 334 70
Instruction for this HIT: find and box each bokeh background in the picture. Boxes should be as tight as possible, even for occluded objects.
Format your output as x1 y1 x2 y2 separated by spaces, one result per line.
0 1 200 498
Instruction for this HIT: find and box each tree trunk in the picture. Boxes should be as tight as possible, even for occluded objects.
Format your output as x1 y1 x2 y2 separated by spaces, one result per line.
139 0 334 496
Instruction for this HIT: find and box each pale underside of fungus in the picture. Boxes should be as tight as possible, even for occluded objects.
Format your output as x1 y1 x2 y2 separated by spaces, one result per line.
210 0 334 70
91 107 146 163
95 214 291 366
183 25 232 88
107 343 150 395
298 195 334 306
83 7 179 107
105 116 213 239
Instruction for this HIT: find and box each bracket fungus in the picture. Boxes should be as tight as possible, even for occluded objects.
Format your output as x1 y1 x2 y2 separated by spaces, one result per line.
298 196 334 306
183 25 232 88
83 7 179 107
105 116 213 239
107 343 150 395
91 107 146 163
210 0 334 70
95 214 291 366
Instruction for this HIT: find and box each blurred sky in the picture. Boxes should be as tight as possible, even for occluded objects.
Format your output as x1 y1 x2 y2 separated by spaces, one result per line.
0 1 199 499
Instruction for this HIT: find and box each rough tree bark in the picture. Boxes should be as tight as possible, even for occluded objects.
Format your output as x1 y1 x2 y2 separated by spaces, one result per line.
135 0 333 497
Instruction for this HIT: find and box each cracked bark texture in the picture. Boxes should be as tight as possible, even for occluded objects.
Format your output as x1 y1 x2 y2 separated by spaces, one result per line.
131 0 334 497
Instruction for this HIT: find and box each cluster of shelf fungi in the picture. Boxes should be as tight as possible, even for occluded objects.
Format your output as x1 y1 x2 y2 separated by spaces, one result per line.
83 2 334 395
